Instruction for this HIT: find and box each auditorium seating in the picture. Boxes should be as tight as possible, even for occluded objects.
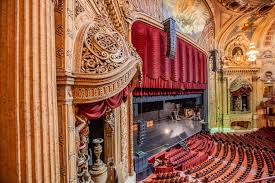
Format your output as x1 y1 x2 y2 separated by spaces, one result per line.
143 128 275 183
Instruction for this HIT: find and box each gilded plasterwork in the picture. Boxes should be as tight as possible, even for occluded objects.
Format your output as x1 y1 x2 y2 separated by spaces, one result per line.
230 77 252 92
121 0 162 21
81 23 128 73
120 102 129 178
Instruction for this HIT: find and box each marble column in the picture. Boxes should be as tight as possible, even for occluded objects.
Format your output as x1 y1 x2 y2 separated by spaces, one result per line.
0 0 60 182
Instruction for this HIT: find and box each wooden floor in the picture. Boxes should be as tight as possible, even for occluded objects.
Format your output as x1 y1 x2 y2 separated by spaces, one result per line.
133 118 202 157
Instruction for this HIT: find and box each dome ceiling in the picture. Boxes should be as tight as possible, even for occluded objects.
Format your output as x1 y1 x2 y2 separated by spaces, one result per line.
216 0 275 13
212 0 275 49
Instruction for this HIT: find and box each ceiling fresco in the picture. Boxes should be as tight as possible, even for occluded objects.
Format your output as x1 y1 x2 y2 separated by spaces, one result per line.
216 0 275 13
222 4 275 48
163 0 212 40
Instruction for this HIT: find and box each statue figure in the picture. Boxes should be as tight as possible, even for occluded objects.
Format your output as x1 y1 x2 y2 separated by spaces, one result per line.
233 96 242 111
243 103 247 111
75 115 93 183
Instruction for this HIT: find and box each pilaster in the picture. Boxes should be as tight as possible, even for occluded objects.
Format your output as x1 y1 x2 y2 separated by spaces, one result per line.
57 85 76 183
0 0 60 182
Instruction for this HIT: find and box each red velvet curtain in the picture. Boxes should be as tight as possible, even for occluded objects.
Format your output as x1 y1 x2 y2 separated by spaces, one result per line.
78 86 130 120
131 21 207 93
231 87 252 97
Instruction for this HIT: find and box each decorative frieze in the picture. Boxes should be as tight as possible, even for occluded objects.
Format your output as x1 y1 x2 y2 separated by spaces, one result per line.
120 102 129 178
72 67 136 103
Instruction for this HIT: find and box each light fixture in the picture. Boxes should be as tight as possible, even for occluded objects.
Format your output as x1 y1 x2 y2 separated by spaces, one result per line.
246 24 259 62
246 42 259 62
164 128 170 134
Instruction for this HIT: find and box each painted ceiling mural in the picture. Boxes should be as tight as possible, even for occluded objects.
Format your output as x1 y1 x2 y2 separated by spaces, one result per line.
162 0 214 50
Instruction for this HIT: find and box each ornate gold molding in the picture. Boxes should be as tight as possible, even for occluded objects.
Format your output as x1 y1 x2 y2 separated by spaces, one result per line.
72 66 137 104
230 78 252 92
223 67 260 76
71 15 141 104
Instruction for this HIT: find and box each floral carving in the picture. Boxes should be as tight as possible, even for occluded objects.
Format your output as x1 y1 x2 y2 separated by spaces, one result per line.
81 18 137 74
120 102 129 176
75 0 84 18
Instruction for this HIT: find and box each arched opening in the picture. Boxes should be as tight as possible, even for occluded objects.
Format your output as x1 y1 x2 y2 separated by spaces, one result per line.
230 79 252 112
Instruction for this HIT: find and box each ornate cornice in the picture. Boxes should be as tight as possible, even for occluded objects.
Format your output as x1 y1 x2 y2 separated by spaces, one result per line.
57 13 142 104
104 0 128 36
72 66 137 104
223 67 260 75
230 77 252 92
69 15 141 104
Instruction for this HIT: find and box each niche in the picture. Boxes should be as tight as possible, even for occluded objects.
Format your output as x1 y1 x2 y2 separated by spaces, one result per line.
89 117 105 163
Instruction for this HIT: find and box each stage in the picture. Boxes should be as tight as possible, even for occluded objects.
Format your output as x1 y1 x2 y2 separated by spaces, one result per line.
133 118 202 157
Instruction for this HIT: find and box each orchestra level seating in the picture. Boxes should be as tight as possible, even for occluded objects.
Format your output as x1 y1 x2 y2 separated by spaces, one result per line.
143 127 275 183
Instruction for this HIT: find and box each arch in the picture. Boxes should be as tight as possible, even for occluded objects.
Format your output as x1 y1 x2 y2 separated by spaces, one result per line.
264 20 275 47
224 34 250 57
230 78 252 93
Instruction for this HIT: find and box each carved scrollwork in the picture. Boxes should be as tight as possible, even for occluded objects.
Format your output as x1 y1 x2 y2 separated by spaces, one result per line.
80 17 138 74
75 115 93 183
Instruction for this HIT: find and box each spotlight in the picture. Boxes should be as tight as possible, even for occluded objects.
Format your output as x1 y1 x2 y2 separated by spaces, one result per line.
164 128 170 134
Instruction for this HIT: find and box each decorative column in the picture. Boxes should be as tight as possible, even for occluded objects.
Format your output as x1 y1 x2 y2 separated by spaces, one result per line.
57 84 77 183
0 0 60 182
104 108 116 183
216 71 223 132
222 77 230 130
54 0 76 182
252 74 259 129
128 93 135 176
208 57 217 130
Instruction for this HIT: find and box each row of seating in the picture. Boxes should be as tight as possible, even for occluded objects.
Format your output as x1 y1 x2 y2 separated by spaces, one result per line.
172 152 198 167
144 172 189 183
169 151 189 163
155 172 180 179
235 147 253 182
144 128 275 183
166 148 183 159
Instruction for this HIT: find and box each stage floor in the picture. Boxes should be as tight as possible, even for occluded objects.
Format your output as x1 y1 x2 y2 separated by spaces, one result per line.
133 118 202 157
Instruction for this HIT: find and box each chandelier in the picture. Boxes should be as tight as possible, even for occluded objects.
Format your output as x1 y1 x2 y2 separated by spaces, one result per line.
246 42 259 62
246 23 259 62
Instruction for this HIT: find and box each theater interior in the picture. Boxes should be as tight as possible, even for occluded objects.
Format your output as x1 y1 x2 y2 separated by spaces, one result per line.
0 0 275 183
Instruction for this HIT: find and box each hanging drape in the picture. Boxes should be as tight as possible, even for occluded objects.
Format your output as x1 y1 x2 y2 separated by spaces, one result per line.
231 87 252 96
131 21 207 96
78 86 130 120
